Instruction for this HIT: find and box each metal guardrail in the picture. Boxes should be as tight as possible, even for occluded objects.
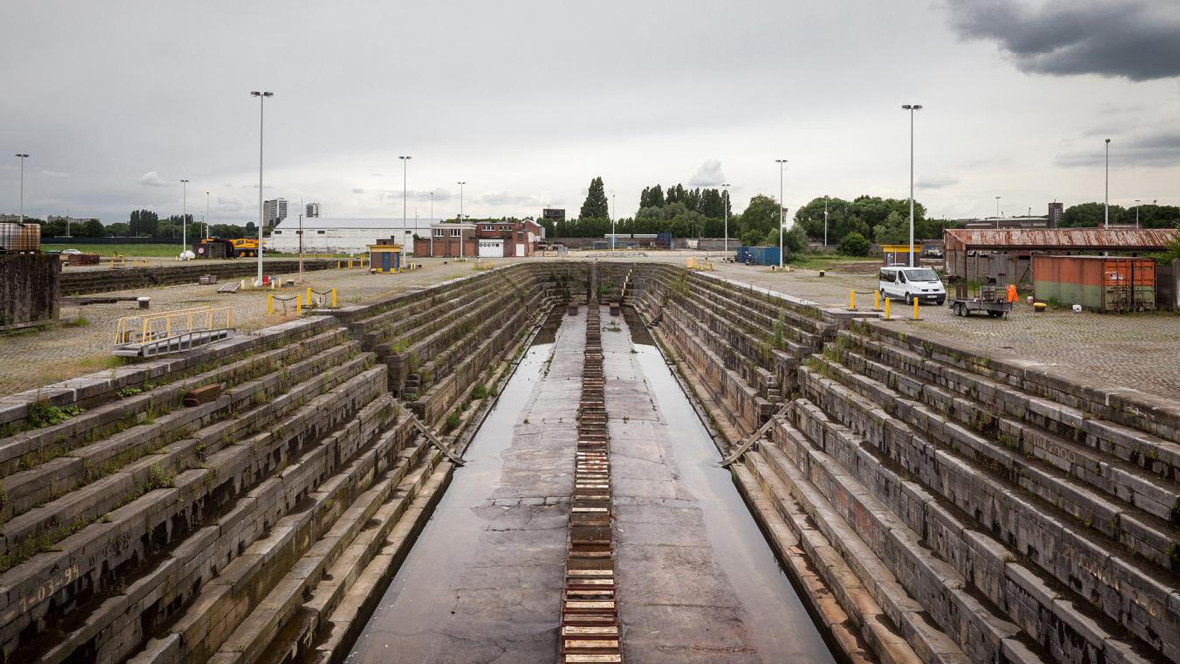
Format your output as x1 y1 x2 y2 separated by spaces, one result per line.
115 306 233 345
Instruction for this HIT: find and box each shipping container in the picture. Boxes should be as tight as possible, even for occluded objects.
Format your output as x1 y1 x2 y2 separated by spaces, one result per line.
0 222 42 252
1032 255 1156 313
735 246 781 266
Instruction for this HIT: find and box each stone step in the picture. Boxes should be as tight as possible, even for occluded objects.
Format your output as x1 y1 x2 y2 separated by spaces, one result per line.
782 400 1153 664
799 364 1179 662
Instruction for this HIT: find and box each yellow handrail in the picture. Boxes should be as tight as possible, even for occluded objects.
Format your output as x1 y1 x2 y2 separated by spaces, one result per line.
115 306 233 345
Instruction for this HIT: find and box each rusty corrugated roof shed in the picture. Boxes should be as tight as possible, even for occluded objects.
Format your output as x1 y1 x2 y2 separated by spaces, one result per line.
944 228 1177 251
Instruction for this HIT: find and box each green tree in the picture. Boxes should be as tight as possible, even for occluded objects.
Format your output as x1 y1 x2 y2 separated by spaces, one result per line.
839 231 871 256
579 177 609 219
78 219 106 237
739 195 784 238
106 222 131 237
872 211 908 244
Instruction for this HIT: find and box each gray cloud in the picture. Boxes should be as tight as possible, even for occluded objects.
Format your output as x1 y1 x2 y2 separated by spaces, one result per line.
1056 129 1180 167
916 175 960 190
945 0 1180 81
479 192 541 207
352 187 366 194
688 160 726 187
138 171 171 187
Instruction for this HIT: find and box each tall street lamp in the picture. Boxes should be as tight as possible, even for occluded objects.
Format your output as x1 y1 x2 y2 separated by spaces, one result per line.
775 159 787 268
721 183 730 256
902 104 922 267
15 154 29 224
1135 199 1141 228
823 196 829 247
457 181 466 259
205 191 211 239
1104 138 1111 229
180 179 189 257
610 192 616 251
399 155 412 240
429 191 435 256
251 90 274 285
995 196 1002 227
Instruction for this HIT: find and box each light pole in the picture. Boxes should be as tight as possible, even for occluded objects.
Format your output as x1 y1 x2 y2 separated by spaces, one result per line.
457 181 466 259
1135 199 1141 228
1104 138 1111 229
902 104 922 267
15 154 29 225
722 183 730 256
610 192 616 251
399 155 411 240
429 191 435 256
775 159 787 268
824 196 829 247
180 179 189 257
995 196 1001 227
205 191 211 239
251 90 273 285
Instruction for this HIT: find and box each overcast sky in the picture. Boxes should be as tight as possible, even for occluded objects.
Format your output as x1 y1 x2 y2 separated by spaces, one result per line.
1 0 1177 224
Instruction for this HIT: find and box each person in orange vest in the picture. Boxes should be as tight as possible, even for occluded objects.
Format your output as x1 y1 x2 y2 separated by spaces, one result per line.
1006 283 1018 304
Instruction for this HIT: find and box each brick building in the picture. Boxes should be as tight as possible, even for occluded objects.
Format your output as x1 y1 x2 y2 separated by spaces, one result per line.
414 220 542 258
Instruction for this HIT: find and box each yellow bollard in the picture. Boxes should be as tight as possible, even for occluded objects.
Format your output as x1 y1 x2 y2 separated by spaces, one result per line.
306 287 312 308
884 297 890 319
874 290 880 311
331 289 337 308
913 298 919 320
267 293 273 315
296 294 302 314
849 290 856 310
337 260 341 269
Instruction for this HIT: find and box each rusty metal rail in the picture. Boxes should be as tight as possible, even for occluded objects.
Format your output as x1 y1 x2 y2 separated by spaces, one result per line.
560 275 623 663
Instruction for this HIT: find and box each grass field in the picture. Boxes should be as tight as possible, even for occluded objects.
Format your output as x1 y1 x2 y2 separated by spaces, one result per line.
41 243 330 259
43 243 191 257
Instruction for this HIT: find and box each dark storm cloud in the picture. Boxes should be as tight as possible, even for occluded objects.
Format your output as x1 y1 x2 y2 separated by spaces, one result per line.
1056 129 1180 167
945 0 1180 81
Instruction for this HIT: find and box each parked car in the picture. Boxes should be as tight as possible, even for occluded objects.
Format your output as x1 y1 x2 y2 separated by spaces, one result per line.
61 248 82 255
879 266 946 305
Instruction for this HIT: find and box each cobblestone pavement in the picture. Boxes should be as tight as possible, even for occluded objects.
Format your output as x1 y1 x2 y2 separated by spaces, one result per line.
705 261 1180 402
0 257 521 396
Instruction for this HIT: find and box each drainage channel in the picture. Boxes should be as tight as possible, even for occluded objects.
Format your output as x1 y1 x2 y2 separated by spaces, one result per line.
559 294 623 662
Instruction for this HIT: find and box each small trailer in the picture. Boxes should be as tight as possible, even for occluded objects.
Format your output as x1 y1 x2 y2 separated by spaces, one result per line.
948 285 1012 318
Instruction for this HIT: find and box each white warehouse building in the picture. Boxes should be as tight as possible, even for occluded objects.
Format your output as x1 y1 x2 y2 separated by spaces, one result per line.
266 218 439 255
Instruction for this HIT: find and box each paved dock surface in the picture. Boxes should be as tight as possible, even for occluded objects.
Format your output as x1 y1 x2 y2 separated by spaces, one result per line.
346 314 582 663
604 310 836 664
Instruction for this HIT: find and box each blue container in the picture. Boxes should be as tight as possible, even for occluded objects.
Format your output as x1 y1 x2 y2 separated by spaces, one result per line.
737 246 780 266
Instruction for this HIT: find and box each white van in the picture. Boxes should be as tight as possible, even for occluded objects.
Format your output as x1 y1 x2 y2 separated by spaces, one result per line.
879 266 946 305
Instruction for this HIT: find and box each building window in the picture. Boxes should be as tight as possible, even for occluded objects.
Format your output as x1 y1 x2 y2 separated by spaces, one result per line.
434 229 444 237
317 230 326 235
451 228 461 237
273 230 282 235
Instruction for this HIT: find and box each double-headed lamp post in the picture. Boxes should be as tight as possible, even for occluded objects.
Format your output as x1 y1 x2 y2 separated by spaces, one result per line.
180 179 189 257
457 181 466 259
15 154 29 224
721 183 730 256
775 159 787 268
902 104 922 267
1135 199 1141 228
205 191 211 239
251 90 274 285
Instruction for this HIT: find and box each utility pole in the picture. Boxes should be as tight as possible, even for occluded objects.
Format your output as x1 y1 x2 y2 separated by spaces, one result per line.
824 196 829 247
298 197 304 283
205 191 211 239
399 155 412 242
610 192 616 251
